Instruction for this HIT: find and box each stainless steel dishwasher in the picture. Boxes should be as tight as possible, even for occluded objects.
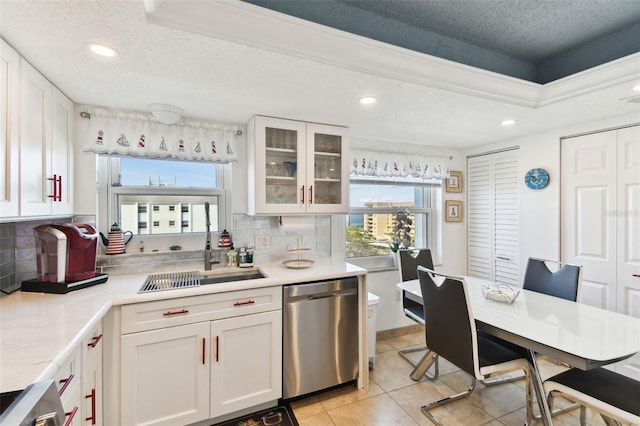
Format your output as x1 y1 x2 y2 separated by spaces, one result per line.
283 277 359 399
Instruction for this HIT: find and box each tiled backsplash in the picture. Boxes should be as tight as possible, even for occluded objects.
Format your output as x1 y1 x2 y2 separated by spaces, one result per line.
1 214 332 286
99 214 331 275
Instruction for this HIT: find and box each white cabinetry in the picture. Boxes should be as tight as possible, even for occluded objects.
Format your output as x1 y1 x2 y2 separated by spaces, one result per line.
53 346 83 426
0 39 20 217
49 321 104 426
210 310 281 416
121 322 210 426
82 322 103 426
19 58 73 217
247 115 349 215
120 286 282 426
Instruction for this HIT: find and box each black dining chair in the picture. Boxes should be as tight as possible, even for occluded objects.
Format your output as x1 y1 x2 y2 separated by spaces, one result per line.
417 267 532 425
489 257 584 420
396 249 439 380
483 257 583 372
544 367 640 425
523 257 583 301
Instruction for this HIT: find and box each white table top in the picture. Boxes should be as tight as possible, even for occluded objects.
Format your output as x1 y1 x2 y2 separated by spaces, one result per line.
398 276 640 369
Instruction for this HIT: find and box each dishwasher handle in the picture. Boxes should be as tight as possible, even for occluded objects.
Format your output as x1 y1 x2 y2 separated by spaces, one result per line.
307 290 356 300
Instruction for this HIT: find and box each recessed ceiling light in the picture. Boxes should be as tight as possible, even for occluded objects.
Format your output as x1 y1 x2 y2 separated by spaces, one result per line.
87 43 118 58
359 97 378 105
633 84 640 92
501 119 517 126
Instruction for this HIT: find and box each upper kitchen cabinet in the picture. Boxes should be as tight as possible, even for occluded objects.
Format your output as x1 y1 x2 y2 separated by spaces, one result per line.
19 59 73 217
0 39 20 218
247 116 349 215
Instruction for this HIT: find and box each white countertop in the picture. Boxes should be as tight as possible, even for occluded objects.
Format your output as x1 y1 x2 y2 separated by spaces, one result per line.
0 258 365 393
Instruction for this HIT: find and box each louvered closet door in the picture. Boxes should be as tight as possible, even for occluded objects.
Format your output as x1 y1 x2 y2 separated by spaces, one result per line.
467 150 519 285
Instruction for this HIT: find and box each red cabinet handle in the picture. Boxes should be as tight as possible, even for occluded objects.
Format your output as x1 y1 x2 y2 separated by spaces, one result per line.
233 300 255 307
633 274 640 278
309 185 313 204
163 309 189 316
48 174 58 200
64 406 78 426
87 334 103 348
58 373 74 396
85 388 96 424
215 336 219 362
57 175 62 202
202 338 206 365
300 185 305 204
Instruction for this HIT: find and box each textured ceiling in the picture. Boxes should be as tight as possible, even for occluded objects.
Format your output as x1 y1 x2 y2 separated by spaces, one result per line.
243 0 640 82
1 0 639 150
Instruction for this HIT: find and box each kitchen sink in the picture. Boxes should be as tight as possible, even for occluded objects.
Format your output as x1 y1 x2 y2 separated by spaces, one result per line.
138 269 266 293
200 269 265 285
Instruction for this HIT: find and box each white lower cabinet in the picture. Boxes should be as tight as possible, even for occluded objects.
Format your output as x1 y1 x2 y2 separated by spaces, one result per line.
82 322 103 426
120 287 282 426
121 322 211 426
53 346 82 426
211 311 282 417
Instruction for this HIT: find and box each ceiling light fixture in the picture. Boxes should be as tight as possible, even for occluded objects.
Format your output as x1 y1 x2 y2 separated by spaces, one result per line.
87 43 118 58
633 84 640 92
149 103 183 125
501 119 517 126
359 96 378 105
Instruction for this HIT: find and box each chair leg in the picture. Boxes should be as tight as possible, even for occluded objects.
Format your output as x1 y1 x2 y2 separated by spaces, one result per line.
410 350 438 381
480 372 524 387
421 378 476 426
398 346 439 381
539 390 582 422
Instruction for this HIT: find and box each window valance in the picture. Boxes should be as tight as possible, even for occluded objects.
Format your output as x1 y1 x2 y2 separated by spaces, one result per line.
350 147 452 182
81 107 240 163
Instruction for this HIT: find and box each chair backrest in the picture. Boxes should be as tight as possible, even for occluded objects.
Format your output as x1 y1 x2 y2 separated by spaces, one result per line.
522 258 582 302
397 249 434 282
417 266 477 377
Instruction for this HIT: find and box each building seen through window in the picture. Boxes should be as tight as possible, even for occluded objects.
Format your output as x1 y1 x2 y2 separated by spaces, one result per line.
347 183 433 258
107 157 224 236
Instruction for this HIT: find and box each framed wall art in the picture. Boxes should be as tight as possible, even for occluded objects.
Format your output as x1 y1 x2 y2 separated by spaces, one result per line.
445 200 463 222
446 170 463 193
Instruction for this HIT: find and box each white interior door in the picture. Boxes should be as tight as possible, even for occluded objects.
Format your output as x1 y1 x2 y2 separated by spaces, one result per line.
615 125 640 379
561 131 617 310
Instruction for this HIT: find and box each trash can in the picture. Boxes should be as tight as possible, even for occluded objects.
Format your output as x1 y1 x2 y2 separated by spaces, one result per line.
367 292 380 368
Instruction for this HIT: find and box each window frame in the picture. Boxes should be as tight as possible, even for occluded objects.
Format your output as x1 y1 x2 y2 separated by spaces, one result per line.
97 156 228 244
345 182 441 270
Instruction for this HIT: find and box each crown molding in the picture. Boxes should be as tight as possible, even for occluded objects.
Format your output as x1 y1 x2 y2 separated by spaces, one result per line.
144 0 639 109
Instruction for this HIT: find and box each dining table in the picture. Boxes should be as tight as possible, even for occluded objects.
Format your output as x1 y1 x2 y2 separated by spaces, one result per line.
397 275 640 426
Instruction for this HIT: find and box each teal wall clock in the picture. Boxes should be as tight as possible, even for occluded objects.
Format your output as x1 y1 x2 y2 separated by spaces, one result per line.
525 168 549 190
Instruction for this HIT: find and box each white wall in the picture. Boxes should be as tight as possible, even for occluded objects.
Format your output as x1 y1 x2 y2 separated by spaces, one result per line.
465 111 640 283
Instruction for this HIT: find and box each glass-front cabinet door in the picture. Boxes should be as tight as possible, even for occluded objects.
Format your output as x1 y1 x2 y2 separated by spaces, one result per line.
248 116 349 215
250 117 306 214
306 123 349 213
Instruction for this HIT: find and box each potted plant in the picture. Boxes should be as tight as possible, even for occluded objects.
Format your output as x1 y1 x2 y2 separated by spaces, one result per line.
389 209 413 253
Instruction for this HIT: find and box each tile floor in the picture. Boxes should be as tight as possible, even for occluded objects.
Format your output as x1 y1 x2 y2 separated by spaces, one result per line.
290 331 610 426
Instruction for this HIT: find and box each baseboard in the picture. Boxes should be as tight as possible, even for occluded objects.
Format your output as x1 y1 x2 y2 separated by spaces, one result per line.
376 324 423 341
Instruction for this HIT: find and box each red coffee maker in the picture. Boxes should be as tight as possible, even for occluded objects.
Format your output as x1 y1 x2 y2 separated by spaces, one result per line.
23 223 108 294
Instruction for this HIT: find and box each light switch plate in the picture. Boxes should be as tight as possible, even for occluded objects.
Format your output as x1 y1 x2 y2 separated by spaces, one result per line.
256 235 270 249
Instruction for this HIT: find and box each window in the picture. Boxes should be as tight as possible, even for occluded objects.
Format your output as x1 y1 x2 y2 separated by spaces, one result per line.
100 157 226 237
346 182 439 261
